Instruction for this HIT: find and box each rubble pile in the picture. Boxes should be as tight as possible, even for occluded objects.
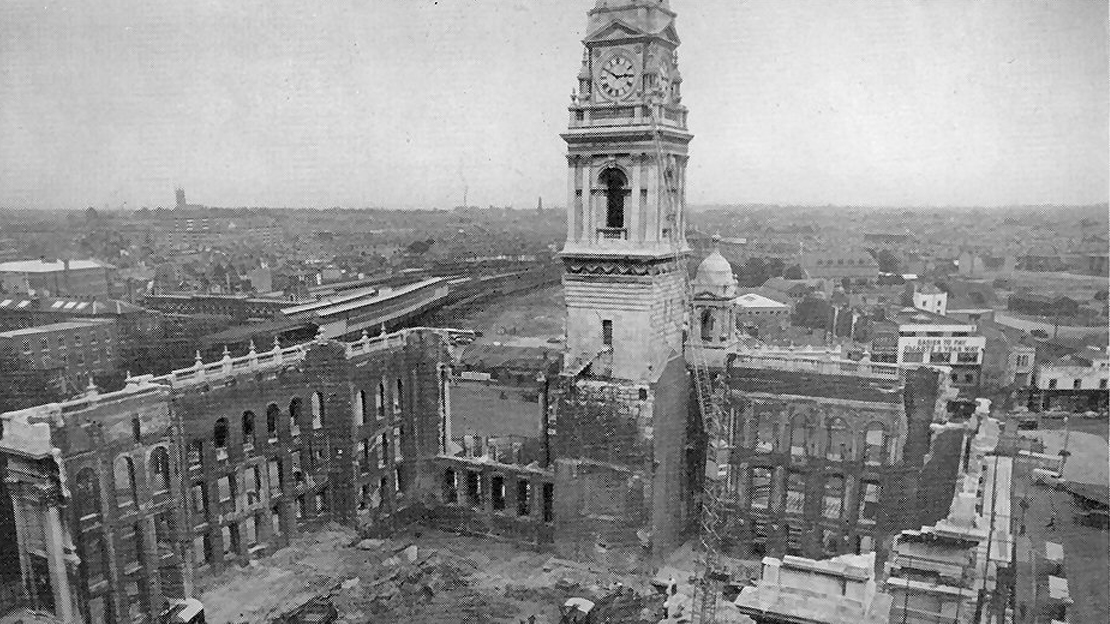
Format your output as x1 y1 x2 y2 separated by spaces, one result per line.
340 542 468 615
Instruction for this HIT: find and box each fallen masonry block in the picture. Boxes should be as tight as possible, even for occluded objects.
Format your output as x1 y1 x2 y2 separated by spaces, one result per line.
357 539 386 551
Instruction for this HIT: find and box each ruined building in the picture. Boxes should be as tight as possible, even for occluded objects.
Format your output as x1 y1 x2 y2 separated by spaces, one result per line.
0 330 453 623
0 3 971 623
714 354 964 565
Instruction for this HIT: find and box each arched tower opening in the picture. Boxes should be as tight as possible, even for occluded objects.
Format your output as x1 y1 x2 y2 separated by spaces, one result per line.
599 168 628 231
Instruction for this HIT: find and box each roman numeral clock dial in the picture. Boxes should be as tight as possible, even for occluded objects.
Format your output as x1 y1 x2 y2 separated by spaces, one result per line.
597 54 636 99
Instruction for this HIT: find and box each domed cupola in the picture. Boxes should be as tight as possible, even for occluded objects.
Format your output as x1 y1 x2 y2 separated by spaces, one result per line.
693 236 737 298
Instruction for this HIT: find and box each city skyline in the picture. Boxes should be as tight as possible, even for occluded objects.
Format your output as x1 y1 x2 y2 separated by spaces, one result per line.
1 0 1107 210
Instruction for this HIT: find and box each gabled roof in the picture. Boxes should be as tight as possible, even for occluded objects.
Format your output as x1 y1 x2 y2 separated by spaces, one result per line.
585 18 645 42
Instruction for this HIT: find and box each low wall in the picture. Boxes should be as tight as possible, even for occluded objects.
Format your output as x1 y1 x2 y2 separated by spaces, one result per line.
423 456 556 546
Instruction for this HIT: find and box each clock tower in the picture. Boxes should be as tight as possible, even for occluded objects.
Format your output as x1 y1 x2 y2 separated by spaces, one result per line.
561 0 692 382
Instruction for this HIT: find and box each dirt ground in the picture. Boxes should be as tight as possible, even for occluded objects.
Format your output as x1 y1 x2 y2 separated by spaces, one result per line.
435 284 565 344
196 525 733 624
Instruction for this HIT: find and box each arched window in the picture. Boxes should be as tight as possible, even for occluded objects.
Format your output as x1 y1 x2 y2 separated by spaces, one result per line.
700 308 714 342
75 468 101 520
113 456 137 507
311 392 324 429
149 447 171 493
599 168 628 230
376 382 386 420
394 379 403 415
825 418 852 461
242 411 255 449
864 422 887 466
823 475 845 520
213 417 229 457
266 403 279 440
754 410 776 452
356 390 367 426
289 397 303 435
790 412 814 457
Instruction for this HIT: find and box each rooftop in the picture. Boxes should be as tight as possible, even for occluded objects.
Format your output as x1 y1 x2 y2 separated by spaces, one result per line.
0 297 142 314
0 258 115 273
729 363 904 404
0 318 113 338
732 292 790 309
891 307 974 327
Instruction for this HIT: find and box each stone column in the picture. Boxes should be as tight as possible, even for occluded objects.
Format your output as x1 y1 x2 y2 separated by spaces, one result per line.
645 155 658 242
566 157 578 243
585 159 597 243
629 154 642 243
44 500 79 623
674 156 683 238
7 488 34 608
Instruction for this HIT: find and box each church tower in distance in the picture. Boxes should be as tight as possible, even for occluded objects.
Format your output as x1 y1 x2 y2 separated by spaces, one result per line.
561 0 693 382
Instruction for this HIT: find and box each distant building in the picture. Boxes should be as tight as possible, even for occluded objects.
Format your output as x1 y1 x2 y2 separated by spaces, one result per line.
733 292 791 336
938 278 999 323
143 292 293 322
864 231 916 246
0 259 115 298
1081 252 1108 276
1007 292 1079 318
912 283 948 316
868 308 985 393
979 321 1037 391
1030 346 1109 412
762 276 830 303
0 319 120 396
801 250 880 286
167 215 280 249
0 296 146 332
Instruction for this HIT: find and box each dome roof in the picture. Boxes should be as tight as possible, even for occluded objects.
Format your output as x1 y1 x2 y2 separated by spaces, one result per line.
694 249 735 288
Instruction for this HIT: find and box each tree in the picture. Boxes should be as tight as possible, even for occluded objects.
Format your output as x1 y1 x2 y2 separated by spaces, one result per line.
871 248 901 274
740 257 768 287
783 264 805 280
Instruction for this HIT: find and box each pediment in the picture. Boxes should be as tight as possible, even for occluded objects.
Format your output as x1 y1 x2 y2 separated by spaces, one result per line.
656 23 681 45
585 19 646 43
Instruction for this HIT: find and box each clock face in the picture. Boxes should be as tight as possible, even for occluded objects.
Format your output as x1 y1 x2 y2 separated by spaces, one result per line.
598 54 637 99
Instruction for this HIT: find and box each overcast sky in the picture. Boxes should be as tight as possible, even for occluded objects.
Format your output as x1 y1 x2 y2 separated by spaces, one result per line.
1 0 1106 210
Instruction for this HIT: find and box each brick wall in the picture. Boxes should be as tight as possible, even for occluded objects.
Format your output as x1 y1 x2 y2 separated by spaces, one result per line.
424 456 555 546
648 355 690 558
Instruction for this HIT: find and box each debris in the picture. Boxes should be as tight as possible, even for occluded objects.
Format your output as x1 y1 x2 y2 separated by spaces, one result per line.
341 578 359 590
403 544 418 563
357 539 385 551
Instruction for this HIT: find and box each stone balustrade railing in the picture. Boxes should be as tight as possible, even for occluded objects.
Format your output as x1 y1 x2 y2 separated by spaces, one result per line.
730 353 903 380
